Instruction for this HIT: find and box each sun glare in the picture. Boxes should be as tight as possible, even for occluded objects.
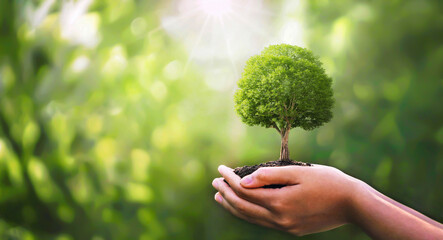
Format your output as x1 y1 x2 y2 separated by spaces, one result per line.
159 0 306 91
198 0 232 17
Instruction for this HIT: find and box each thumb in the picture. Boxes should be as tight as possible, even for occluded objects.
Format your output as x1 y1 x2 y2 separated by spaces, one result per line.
240 166 303 188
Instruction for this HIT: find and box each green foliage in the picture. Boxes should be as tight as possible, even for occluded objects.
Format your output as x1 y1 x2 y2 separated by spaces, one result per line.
234 44 334 132
0 0 442 240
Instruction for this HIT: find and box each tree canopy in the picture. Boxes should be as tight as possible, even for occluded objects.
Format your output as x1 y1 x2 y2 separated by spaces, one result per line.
234 44 334 133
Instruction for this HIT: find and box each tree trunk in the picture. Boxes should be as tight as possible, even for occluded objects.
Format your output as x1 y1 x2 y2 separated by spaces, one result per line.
279 128 290 160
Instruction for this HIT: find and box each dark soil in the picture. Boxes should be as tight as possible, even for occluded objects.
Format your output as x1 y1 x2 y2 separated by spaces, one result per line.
225 159 312 188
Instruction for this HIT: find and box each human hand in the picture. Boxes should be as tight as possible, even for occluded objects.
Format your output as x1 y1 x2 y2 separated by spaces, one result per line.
212 164 362 236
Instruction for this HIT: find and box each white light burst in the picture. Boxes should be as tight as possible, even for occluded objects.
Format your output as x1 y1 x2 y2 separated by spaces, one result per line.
156 0 306 91
198 0 233 17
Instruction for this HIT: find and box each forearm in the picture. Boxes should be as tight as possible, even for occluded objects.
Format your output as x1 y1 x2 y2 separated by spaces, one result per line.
350 181 443 240
369 187 443 229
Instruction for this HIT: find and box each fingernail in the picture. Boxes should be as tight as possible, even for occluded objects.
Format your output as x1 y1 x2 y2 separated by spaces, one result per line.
215 193 223 203
212 179 219 189
241 176 253 186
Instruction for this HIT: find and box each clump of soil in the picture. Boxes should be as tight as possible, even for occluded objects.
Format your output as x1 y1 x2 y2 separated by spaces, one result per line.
225 159 312 188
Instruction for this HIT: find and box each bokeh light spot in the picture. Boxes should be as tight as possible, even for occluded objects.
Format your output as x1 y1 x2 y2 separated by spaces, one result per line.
353 83 375 101
163 60 183 81
330 17 351 53
131 149 151 182
125 183 153 203
85 114 103 136
382 82 401 101
95 138 117 164
22 121 40 151
102 45 127 76
7 156 23 186
70 55 90 73
150 81 167 101
182 159 204 182
0 139 6 160
58 204 75 223
1 65 15 90
131 17 147 36
28 158 59 202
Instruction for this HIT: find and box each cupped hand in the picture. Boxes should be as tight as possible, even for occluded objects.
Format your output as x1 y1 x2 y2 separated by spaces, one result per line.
212 164 363 236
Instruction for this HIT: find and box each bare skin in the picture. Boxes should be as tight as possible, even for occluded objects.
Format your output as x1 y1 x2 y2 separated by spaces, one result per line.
212 164 443 239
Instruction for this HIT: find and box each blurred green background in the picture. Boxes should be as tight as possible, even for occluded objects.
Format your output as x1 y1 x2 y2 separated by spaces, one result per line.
0 0 442 239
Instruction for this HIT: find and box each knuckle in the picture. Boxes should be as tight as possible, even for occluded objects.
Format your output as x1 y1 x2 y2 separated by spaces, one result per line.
234 186 247 198
277 217 294 230
270 199 284 210
233 200 247 214
255 168 269 181
236 205 247 215
291 229 303 237
218 182 229 195
290 227 305 237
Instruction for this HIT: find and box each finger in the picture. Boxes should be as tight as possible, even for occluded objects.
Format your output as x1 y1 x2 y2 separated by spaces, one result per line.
212 178 271 220
214 192 277 229
218 166 277 206
214 192 247 220
240 166 307 188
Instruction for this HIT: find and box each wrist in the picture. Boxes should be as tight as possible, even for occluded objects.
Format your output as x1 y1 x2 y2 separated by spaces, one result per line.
345 178 375 225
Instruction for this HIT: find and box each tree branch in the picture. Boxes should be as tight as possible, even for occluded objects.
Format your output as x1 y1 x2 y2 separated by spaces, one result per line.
272 122 281 135
290 98 296 110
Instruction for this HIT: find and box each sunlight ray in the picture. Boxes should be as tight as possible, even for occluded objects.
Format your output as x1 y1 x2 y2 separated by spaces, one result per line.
159 0 275 82
230 11 269 37
184 15 211 74
218 16 239 79
148 8 200 38
230 0 274 16
210 17 217 67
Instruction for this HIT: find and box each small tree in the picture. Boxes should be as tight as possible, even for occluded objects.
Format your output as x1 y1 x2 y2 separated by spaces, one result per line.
234 44 334 160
